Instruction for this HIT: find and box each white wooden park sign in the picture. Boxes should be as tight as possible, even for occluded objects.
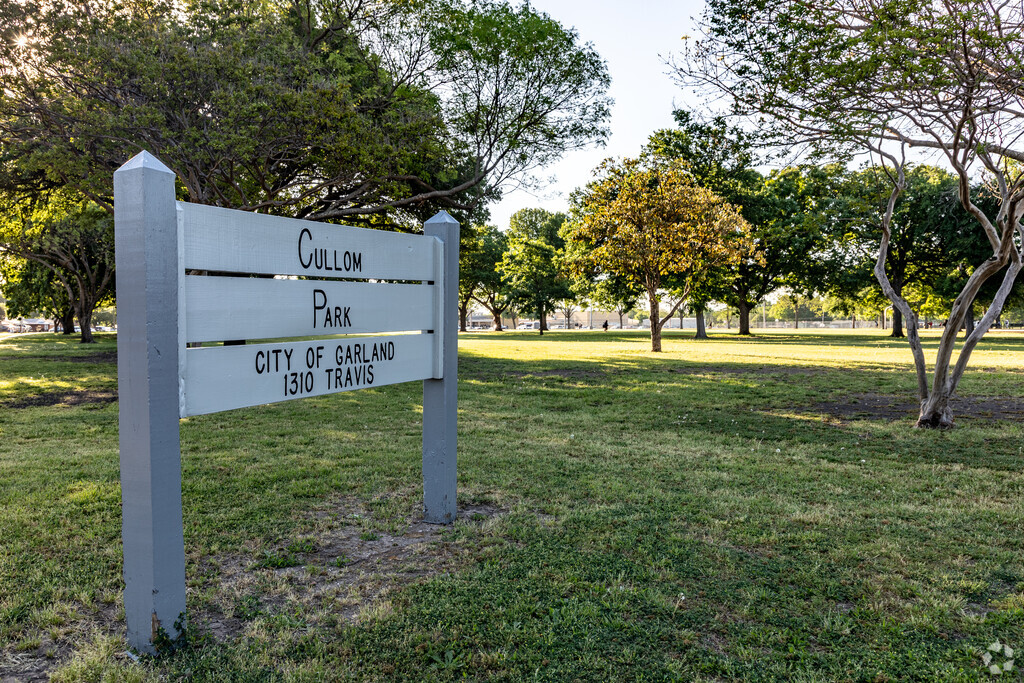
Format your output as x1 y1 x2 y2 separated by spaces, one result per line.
114 152 458 653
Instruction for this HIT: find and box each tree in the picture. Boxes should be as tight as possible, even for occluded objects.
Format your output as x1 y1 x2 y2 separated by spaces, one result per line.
556 299 578 328
0 191 114 343
497 209 571 335
465 224 512 330
0 256 75 333
647 114 830 335
588 275 643 329
676 0 1024 427
564 157 749 352
458 226 489 332
0 0 610 226
829 166 970 337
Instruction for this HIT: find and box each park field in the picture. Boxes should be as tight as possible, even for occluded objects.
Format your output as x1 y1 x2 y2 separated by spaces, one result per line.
1 329 1023 681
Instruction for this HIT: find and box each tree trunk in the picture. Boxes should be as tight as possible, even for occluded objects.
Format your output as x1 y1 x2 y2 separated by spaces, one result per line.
539 309 547 334
890 307 905 338
694 305 708 339
917 390 955 429
618 310 624 328
649 295 662 352
76 303 95 344
792 295 799 329
965 305 975 336
459 299 469 332
59 306 75 335
737 300 751 335
852 312 856 329
491 311 503 331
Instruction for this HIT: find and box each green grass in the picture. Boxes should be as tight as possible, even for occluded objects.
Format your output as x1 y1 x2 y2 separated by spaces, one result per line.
1 329 1023 681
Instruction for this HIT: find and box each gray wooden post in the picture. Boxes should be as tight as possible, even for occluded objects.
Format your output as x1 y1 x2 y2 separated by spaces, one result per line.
423 211 459 524
113 151 187 653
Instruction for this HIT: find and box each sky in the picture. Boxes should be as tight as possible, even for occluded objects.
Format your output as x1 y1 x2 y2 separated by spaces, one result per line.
489 0 707 230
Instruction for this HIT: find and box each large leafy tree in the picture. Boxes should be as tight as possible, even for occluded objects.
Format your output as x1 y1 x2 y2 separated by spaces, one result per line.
0 256 76 334
469 225 513 331
833 166 973 337
647 113 829 335
497 208 572 335
0 191 114 343
564 157 749 352
676 0 1024 427
0 0 611 226
458 223 510 331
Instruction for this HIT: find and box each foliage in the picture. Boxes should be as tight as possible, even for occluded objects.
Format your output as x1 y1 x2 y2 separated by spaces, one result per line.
0 256 71 323
497 208 572 333
675 0 1024 426
468 225 512 330
825 166 974 336
0 191 114 342
647 114 833 334
564 156 749 350
0 0 610 226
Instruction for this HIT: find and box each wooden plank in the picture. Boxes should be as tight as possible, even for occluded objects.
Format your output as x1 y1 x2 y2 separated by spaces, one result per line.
182 334 434 416
183 276 435 342
181 203 437 281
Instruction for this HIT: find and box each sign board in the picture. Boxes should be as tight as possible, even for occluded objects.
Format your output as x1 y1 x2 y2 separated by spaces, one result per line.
113 151 458 653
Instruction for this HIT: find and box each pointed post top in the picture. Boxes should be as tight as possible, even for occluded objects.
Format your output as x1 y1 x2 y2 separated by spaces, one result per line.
115 150 175 176
424 210 459 227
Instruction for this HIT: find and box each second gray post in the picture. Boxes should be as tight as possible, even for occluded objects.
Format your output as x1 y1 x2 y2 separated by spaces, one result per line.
422 211 459 524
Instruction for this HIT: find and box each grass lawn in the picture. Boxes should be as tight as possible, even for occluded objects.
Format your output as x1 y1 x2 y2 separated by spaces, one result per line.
1 329 1023 681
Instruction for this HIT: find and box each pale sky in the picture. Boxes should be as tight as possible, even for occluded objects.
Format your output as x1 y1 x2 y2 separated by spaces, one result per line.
489 0 707 229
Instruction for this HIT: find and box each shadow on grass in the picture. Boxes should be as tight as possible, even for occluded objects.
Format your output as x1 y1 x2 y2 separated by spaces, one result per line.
464 328 1024 354
3 332 1024 681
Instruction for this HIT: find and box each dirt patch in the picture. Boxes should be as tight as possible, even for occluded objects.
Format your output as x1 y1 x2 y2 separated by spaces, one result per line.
3 390 117 409
0 500 507 681
503 368 607 379
192 499 506 642
1 652 57 683
670 364 822 376
809 393 1024 422
0 602 121 683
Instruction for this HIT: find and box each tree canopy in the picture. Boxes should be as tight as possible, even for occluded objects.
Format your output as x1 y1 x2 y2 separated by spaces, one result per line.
498 208 571 334
564 157 750 351
0 0 611 227
0 190 114 342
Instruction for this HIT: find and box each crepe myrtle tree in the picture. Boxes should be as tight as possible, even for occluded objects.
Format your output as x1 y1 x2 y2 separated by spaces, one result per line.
564 157 750 352
675 0 1024 427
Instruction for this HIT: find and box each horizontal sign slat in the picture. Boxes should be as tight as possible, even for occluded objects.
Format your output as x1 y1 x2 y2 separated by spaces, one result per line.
182 335 435 416
180 203 437 281
184 276 435 343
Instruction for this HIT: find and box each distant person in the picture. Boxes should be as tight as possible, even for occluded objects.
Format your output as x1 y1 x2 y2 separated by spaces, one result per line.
602 320 609 332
